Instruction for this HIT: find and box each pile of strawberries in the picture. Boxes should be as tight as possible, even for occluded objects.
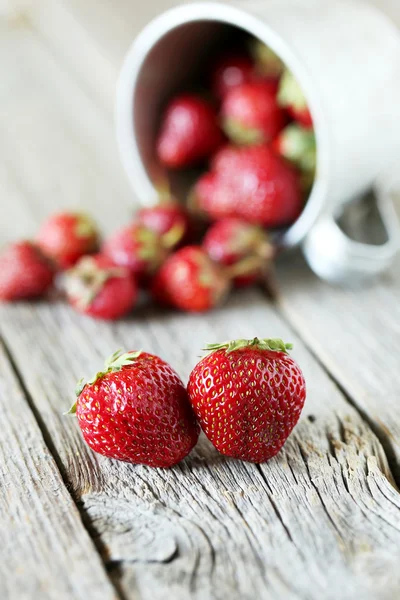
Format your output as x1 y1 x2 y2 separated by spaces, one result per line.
157 38 315 229
0 39 315 318
71 338 306 468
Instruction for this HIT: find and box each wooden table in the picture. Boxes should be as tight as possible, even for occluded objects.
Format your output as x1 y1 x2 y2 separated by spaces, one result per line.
1 1 400 598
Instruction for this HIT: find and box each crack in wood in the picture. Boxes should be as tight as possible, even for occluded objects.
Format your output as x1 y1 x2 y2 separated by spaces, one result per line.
2 294 400 599
277 300 400 492
298 445 347 544
0 336 120 600
0 334 125 600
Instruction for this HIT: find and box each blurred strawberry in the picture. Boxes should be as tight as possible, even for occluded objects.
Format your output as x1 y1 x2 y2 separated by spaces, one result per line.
37 212 99 269
0 241 54 301
203 218 273 287
151 245 230 313
211 52 254 99
278 70 313 129
64 254 137 320
221 80 286 145
210 144 241 174
273 124 316 172
103 223 170 283
156 94 224 168
189 171 231 222
192 145 303 228
137 199 192 248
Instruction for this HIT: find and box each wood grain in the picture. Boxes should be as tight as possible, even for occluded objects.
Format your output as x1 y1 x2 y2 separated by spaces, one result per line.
278 254 400 480
0 18 133 242
1 1 400 599
2 292 400 599
0 340 118 600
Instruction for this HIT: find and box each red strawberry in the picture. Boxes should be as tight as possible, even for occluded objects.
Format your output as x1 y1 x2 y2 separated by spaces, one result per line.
192 145 302 228
69 350 200 468
156 94 224 169
278 70 313 129
189 171 231 222
273 123 316 173
203 218 273 287
64 254 137 320
151 245 230 313
221 80 286 145
0 241 54 301
188 338 306 463
103 223 170 283
210 144 240 174
37 212 99 269
137 199 191 248
211 52 254 99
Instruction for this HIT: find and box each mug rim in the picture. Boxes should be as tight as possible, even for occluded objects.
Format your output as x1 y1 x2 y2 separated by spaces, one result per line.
115 1 331 247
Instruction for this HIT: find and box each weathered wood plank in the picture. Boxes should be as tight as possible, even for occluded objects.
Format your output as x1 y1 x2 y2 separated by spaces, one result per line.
2 3 400 599
0 18 133 241
18 0 400 116
2 293 400 600
278 252 400 480
0 340 118 600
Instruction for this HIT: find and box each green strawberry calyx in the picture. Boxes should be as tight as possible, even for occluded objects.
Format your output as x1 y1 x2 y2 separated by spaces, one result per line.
250 40 285 77
74 213 98 240
161 222 185 250
65 349 142 414
278 70 307 111
223 116 265 146
64 257 126 309
280 124 316 172
204 337 293 354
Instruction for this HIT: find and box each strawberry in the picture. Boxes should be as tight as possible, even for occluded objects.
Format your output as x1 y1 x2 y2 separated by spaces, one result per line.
103 223 170 283
250 40 285 78
189 171 231 222
151 245 230 312
203 218 273 287
0 241 55 301
210 52 254 100
137 199 191 248
273 123 316 172
221 80 286 145
37 212 99 269
69 350 200 468
156 94 224 169
188 338 306 463
192 145 303 228
278 70 313 129
64 254 137 320
210 144 240 174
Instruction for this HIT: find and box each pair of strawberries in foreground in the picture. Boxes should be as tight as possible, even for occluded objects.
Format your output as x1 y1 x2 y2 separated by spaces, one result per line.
69 338 306 468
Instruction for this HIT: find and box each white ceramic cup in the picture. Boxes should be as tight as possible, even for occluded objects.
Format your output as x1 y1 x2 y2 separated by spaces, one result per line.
116 0 400 282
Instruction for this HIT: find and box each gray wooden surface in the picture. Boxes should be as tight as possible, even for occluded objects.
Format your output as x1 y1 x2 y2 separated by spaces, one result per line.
1 1 400 599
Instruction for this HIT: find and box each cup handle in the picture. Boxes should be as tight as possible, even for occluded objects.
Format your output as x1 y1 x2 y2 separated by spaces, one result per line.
302 184 400 283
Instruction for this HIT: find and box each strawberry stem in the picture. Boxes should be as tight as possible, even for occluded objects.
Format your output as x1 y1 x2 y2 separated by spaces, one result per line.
204 338 293 354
